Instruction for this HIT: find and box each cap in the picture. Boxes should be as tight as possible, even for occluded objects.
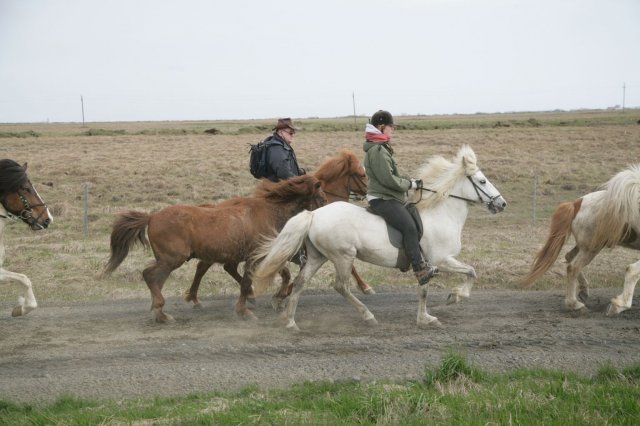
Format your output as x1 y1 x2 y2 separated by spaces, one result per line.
370 110 394 127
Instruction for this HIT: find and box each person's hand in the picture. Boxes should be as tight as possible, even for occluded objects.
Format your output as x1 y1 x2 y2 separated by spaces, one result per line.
410 179 423 190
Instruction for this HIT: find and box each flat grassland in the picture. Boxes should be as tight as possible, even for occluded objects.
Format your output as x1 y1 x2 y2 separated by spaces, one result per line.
1 110 639 302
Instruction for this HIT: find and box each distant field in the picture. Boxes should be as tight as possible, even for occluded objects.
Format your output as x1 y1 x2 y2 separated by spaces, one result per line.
1 110 639 303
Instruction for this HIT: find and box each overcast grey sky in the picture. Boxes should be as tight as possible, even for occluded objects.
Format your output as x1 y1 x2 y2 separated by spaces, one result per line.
1 0 638 123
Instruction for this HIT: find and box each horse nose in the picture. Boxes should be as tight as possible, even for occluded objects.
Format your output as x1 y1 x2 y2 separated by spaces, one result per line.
43 218 51 228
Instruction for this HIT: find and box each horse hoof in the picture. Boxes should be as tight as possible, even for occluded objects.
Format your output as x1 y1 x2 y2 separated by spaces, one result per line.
285 322 300 332
418 318 442 329
362 287 376 295
11 305 24 317
271 297 287 312
578 290 589 304
364 317 378 327
446 293 459 305
606 303 625 317
192 302 202 309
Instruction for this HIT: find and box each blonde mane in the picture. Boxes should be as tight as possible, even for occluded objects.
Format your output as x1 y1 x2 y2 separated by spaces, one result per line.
590 164 640 250
414 145 478 209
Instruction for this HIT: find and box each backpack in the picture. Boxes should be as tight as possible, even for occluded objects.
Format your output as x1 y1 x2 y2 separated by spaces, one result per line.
248 138 276 179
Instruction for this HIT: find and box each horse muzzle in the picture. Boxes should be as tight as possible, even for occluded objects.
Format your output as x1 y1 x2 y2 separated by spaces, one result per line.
487 196 507 214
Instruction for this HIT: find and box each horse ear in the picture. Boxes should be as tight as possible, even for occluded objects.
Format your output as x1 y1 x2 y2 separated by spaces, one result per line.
314 181 322 190
23 162 28 171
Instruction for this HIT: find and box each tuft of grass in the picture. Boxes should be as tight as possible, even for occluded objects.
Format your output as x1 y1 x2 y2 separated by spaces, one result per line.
424 351 485 385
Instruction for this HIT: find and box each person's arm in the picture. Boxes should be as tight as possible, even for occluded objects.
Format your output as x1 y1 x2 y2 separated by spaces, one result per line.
370 148 411 191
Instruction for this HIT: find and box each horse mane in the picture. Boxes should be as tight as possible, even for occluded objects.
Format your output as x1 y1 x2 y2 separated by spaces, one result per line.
0 159 27 194
589 164 640 250
253 175 319 202
415 145 478 210
314 150 358 182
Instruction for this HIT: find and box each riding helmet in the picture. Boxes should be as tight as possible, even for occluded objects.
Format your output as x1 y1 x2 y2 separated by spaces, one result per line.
370 110 394 127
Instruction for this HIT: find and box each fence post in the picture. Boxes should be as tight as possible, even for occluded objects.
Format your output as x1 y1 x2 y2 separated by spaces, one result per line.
532 174 538 225
84 182 89 238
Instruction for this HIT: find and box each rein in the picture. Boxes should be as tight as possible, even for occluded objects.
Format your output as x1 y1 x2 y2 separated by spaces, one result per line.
323 173 367 201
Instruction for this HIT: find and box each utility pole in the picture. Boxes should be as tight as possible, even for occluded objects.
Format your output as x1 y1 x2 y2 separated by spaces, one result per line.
352 92 357 131
81 95 86 126
622 83 626 112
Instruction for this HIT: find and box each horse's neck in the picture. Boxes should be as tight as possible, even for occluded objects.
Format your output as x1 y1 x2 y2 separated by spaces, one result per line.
419 196 469 228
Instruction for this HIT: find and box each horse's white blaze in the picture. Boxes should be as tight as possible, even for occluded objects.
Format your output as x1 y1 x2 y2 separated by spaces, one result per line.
254 145 506 330
32 184 53 224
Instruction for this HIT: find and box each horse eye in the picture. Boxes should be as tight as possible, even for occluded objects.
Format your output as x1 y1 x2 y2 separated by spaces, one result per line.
479 179 486 185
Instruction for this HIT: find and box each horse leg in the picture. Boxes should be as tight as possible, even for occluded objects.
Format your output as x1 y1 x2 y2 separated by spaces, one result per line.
417 284 441 328
281 246 327 331
565 246 590 302
0 268 38 317
434 256 477 305
220 262 257 305
352 265 375 295
142 261 175 323
331 256 377 326
235 263 257 320
565 248 598 311
184 260 213 308
607 259 640 316
271 267 292 311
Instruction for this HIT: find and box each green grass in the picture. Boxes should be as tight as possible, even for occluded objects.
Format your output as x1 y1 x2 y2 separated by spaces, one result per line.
2 353 638 425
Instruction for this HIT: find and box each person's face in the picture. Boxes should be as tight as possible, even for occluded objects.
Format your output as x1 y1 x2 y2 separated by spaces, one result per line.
382 124 394 137
279 128 296 144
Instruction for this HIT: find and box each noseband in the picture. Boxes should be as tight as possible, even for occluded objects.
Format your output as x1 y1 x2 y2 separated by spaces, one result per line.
323 173 367 202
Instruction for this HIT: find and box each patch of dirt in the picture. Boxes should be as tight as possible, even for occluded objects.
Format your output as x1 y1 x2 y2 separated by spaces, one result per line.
1 287 639 404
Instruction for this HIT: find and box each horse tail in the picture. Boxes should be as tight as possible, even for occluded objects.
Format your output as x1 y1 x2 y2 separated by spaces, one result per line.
589 165 640 250
520 199 581 288
252 210 315 294
104 210 150 275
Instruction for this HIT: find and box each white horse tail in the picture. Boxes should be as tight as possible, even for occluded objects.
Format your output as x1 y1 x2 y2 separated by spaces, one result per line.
590 165 640 250
252 210 315 294
520 199 582 288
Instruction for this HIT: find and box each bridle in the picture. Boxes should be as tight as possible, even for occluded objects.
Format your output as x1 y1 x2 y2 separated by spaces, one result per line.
414 175 501 208
322 173 368 202
0 186 49 228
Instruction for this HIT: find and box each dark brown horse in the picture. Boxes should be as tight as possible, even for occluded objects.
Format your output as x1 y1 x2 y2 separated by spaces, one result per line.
104 174 326 322
0 159 52 316
182 149 370 311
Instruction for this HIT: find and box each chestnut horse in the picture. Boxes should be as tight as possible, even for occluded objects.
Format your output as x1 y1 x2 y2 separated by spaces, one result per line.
104 174 326 323
182 149 370 310
0 159 52 317
521 164 640 315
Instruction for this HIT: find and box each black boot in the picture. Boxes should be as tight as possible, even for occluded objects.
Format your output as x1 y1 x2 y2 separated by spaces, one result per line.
414 261 438 286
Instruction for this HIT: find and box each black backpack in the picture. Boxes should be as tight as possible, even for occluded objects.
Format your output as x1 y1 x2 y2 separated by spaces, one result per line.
248 137 277 179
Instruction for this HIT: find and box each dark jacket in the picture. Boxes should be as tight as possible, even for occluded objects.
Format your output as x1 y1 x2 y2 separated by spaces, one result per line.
265 134 305 182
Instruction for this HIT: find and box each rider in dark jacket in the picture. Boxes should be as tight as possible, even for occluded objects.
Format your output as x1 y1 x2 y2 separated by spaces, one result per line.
264 118 305 182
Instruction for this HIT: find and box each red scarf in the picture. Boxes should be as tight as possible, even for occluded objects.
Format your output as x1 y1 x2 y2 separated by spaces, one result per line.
364 123 390 143
365 132 390 143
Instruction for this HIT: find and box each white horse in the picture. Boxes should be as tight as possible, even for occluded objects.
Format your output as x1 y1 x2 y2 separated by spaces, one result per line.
0 160 52 317
521 164 640 315
253 145 507 331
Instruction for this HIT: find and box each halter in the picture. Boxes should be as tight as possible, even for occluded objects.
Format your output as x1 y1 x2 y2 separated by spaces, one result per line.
0 186 49 228
415 175 501 208
323 173 367 202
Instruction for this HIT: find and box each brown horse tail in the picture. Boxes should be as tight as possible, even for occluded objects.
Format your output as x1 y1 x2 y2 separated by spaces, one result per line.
520 199 582 288
103 210 151 275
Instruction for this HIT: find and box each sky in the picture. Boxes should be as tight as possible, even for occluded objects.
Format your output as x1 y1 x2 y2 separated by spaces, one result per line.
0 0 638 123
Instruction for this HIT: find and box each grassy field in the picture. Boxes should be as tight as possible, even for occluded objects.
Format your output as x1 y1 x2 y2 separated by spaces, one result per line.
1 109 639 303
1 352 638 425
1 110 640 422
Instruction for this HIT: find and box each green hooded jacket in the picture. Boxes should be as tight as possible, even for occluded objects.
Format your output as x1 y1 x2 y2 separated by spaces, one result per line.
363 141 411 202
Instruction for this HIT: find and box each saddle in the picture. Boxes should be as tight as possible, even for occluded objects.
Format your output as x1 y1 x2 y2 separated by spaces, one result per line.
366 203 424 272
